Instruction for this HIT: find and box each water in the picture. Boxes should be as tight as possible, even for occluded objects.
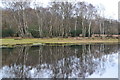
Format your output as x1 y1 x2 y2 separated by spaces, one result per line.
1 43 119 79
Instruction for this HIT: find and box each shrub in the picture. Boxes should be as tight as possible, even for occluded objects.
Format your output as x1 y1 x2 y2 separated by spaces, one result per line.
2 28 15 37
70 29 82 37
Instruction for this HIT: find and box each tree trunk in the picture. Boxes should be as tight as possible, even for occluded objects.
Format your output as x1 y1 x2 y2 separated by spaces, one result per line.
88 21 92 38
36 10 43 38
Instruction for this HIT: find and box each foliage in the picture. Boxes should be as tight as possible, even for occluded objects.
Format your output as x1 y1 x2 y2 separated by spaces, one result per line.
2 28 15 37
70 29 82 37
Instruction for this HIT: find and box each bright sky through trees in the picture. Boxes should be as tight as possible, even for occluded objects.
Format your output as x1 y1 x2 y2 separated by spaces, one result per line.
0 0 119 20
33 0 119 20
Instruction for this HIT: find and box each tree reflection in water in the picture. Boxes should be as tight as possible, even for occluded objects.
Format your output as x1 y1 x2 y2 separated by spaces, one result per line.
1 44 119 78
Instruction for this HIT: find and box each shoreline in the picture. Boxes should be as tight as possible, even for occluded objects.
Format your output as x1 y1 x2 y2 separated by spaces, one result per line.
0 38 119 47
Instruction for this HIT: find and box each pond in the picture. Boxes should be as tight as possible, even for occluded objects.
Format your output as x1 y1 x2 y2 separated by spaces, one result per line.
0 43 119 79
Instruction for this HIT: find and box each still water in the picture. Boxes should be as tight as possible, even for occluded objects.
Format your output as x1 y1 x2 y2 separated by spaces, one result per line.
1 43 119 78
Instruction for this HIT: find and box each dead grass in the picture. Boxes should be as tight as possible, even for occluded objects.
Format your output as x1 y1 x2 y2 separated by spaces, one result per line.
0 37 119 47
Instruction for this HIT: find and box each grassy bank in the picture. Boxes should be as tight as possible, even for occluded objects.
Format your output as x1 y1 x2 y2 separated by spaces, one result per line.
0 38 119 47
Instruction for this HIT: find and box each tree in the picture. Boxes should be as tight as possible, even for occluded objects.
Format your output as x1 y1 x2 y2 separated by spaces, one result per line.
3 1 32 38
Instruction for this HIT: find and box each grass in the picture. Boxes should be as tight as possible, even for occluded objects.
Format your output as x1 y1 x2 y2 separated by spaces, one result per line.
0 37 119 47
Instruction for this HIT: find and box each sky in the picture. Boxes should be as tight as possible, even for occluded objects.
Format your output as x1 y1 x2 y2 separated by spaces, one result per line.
0 0 119 20
80 0 119 20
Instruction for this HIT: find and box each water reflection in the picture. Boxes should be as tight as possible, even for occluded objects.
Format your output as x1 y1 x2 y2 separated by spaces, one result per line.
1 44 119 78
